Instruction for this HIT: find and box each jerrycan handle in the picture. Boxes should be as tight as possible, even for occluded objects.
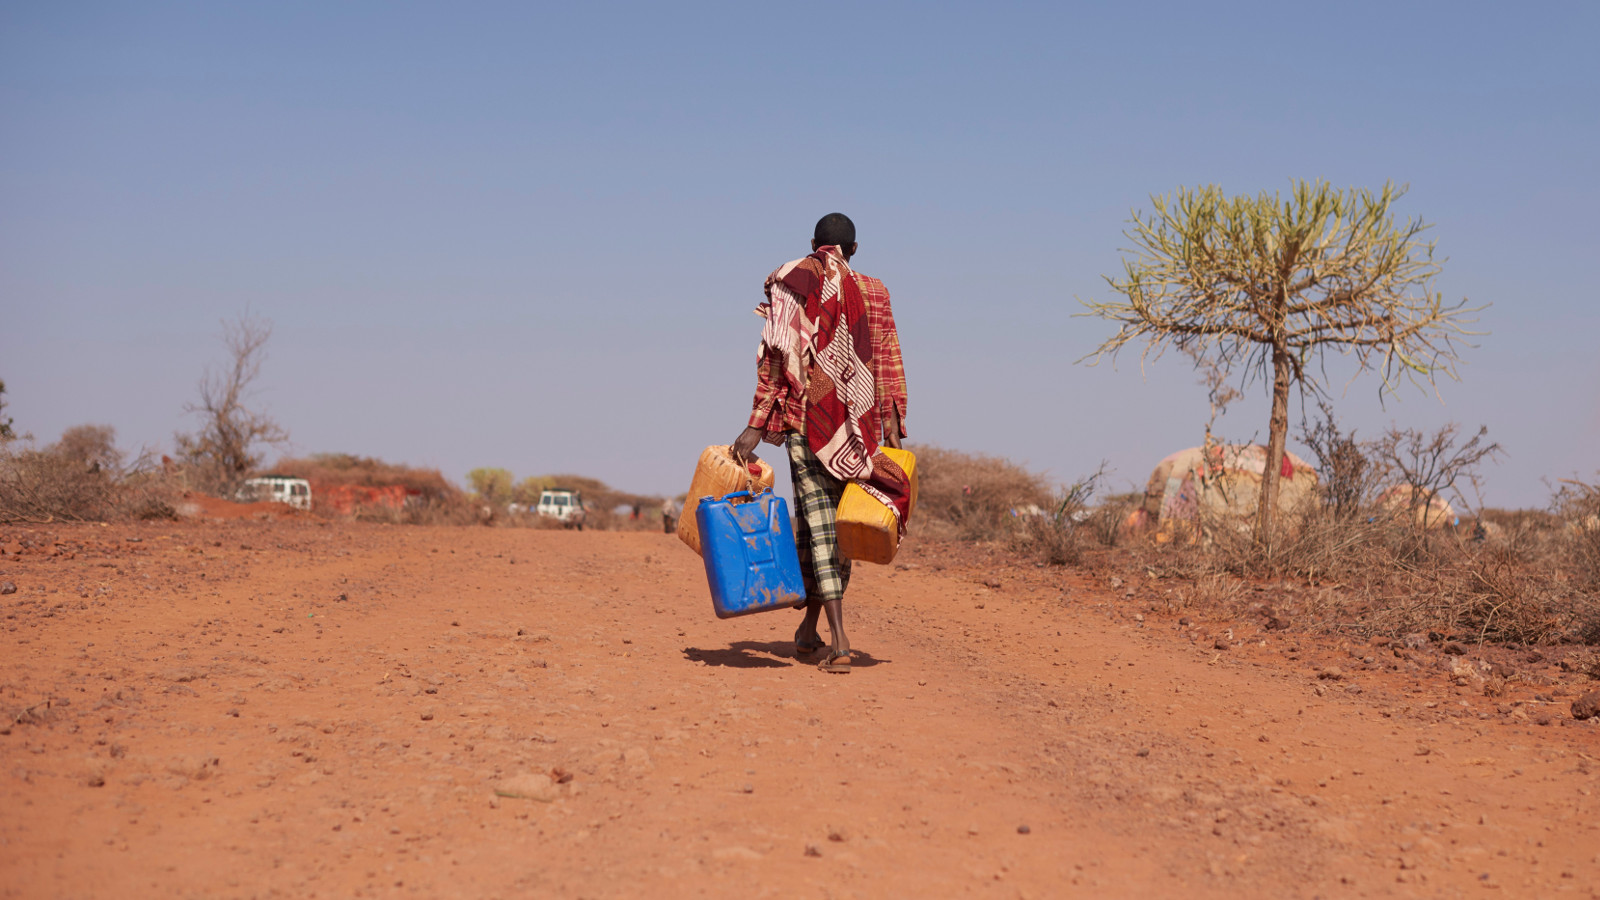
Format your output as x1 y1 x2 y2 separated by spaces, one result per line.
711 488 768 505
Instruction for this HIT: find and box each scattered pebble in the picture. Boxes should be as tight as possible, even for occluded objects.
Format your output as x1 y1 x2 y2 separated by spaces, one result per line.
1017 825 1031 835
0 582 15 595
1572 692 1600 721
804 844 822 858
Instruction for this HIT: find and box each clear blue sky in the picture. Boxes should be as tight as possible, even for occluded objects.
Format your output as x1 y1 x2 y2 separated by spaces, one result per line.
3 2 1596 508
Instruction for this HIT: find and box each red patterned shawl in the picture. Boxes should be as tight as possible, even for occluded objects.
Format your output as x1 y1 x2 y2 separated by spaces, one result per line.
757 246 913 533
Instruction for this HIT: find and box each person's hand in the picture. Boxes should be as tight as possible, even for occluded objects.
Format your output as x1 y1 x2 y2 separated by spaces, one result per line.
883 408 904 450
730 426 764 464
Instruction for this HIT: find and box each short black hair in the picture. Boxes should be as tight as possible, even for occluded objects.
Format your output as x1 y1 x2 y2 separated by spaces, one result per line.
813 212 856 248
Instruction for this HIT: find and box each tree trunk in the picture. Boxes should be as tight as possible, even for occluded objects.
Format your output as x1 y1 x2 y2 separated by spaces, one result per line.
1256 345 1292 548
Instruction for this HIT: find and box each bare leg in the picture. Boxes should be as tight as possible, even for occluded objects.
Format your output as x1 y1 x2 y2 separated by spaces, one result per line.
795 599 824 654
821 598 850 670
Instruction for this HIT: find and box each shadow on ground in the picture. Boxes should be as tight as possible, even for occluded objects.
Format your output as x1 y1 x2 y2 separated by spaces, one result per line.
682 641 890 669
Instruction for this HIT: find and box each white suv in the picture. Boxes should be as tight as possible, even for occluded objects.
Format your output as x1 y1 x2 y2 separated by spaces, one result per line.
238 475 313 511
537 489 585 529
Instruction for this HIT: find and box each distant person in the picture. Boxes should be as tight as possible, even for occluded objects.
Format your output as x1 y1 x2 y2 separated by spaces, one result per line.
661 498 677 534
730 212 911 674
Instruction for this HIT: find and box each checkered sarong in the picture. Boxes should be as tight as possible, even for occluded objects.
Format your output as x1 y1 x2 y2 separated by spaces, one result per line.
787 432 852 603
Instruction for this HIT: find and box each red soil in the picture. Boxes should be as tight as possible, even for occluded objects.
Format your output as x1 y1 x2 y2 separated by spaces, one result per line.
1 520 1597 898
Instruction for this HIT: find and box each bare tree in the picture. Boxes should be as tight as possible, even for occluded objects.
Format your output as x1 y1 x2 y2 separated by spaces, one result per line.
175 313 289 495
1082 180 1484 544
1373 423 1502 523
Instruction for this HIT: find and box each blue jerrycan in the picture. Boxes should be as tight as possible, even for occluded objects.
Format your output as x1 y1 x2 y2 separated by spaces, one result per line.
696 489 806 618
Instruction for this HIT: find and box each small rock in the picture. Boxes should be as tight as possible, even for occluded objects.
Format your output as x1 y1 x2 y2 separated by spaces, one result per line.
1178 617 1192 626
1571 692 1600 721
1265 617 1288 630
1017 825 1031 835
1442 642 1466 656
741 783 754 794
804 844 822 858
1414 745 1431 756
1213 639 1230 651
1535 714 1554 727
336 593 348 602
1135 747 1150 757
968 825 980 835
1317 666 1343 681
495 773 558 802
419 711 434 721
0 582 16 595
827 827 847 842
982 578 1002 590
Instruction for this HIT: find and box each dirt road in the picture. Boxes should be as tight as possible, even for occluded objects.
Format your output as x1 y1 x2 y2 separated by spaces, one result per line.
2 520 1597 898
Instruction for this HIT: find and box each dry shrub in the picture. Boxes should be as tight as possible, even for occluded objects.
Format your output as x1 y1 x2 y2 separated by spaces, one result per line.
1129 409 1600 645
908 444 1050 542
275 453 458 500
1009 465 1129 566
1160 495 1599 645
1554 479 1600 595
0 428 180 523
273 453 484 525
0 442 119 522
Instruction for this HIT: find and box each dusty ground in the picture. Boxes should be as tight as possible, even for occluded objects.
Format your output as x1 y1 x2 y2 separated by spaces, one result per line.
2 518 1597 899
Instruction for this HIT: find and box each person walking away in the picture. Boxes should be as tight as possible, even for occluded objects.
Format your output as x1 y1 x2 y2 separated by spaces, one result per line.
730 212 910 673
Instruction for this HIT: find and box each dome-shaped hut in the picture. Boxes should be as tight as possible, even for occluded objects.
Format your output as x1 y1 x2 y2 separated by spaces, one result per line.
1137 444 1319 531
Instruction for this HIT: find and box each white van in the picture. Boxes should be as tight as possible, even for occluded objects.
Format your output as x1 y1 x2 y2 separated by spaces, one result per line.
238 475 313 511
537 489 585 529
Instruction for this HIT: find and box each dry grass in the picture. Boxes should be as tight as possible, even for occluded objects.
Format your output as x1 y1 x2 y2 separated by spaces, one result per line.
1114 494 1600 647
907 444 1051 542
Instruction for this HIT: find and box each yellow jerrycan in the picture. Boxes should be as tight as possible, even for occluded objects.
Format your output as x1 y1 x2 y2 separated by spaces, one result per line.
836 447 918 565
676 445 776 557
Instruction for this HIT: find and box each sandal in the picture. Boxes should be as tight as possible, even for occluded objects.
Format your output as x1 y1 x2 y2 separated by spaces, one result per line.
818 650 852 674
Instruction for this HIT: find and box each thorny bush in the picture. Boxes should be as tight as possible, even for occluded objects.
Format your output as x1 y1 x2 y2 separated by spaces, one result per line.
0 427 180 523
